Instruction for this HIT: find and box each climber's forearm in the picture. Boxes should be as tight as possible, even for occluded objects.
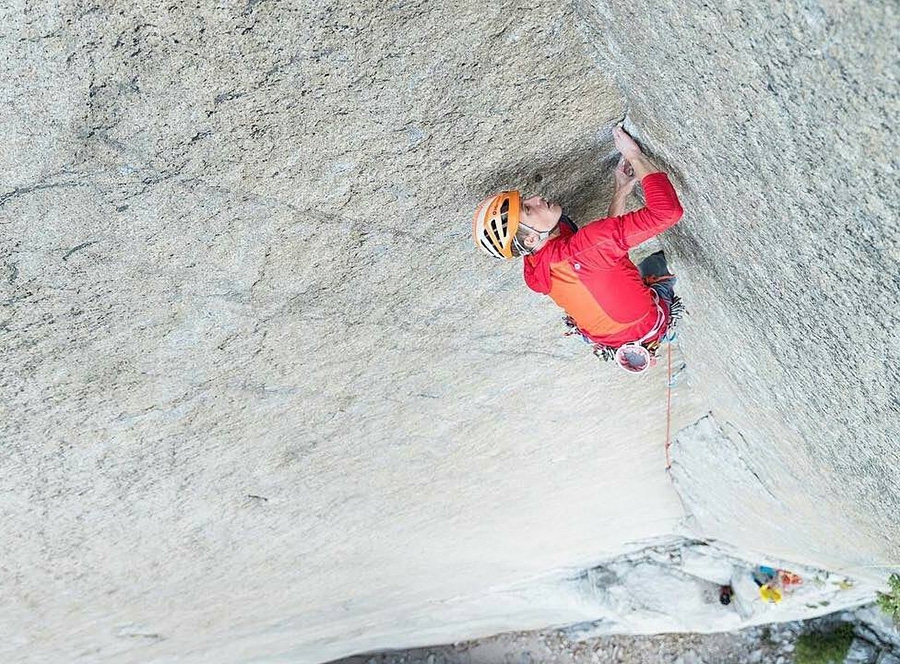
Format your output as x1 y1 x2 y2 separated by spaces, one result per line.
607 190 629 217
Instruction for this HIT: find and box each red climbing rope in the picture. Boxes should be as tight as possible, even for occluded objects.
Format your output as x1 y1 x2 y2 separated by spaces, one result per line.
665 341 674 471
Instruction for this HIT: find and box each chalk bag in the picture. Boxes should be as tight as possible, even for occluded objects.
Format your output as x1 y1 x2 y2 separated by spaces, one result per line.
615 343 653 374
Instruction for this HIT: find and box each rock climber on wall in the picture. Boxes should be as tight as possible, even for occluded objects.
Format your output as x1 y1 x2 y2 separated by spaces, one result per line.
472 126 683 373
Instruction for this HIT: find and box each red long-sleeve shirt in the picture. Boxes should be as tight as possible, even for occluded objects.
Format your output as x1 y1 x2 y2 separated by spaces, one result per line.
523 172 684 347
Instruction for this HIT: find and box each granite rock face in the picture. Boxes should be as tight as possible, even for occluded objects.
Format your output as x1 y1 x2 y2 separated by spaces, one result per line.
574 0 899 562
1 1 897 663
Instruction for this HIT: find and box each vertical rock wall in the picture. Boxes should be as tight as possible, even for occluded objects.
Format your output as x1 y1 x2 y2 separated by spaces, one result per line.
575 0 899 565
1 2 673 663
1 0 896 662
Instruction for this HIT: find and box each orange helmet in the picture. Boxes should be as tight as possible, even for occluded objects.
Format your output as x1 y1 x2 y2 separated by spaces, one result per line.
473 190 521 259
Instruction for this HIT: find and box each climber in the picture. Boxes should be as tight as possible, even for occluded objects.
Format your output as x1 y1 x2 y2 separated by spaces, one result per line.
472 126 683 371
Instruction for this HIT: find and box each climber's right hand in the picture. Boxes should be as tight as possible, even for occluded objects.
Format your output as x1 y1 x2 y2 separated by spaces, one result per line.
613 126 643 160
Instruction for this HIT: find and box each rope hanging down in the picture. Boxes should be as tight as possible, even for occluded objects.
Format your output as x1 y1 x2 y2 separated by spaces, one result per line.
665 341 674 471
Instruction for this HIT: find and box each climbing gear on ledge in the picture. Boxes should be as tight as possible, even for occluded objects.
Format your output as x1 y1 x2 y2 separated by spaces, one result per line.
779 570 803 588
759 584 783 603
473 190 521 259
752 566 803 604
719 585 734 605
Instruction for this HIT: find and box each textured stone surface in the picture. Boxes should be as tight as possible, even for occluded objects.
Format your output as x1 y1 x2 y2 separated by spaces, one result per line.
1 3 650 663
575 0 899 561
1 1 897 663
335 608 900 664
333 617 814 664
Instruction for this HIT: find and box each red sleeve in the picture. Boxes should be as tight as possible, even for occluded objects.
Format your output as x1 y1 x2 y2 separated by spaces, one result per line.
565 173 683 268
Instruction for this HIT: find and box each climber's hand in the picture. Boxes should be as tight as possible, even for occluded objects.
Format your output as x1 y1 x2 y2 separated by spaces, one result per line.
613 126 643 160
613 125 659 180
614 156 637 196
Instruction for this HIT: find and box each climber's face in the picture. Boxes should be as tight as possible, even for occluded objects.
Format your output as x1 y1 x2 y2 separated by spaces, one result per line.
519 196 563 250
520 195 562 232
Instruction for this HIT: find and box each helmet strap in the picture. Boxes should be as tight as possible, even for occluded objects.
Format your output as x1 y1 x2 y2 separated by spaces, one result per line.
512 235 533 256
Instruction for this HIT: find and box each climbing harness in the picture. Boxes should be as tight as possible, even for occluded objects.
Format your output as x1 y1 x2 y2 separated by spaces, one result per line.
563 291 684 373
